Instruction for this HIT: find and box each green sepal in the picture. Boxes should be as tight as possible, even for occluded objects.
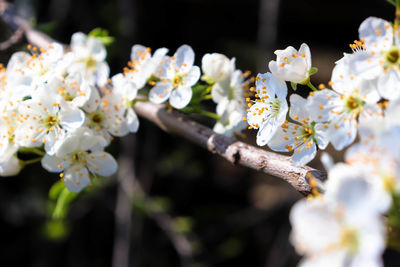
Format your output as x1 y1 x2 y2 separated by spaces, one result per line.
309 67 318 76
291 82 297 91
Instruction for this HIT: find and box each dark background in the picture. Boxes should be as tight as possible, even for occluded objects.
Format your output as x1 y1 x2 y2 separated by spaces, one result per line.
0 0 398 266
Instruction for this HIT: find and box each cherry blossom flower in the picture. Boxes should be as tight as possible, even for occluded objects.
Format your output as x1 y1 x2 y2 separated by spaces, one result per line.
149 45 200 109
67 32 110 87
41 127 117 192
268 43 312 84
246 72 288 146
268 94 329 166
306 58 381 150
348 17 400 99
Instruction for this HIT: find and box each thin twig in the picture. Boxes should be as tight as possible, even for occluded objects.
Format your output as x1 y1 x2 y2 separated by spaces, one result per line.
0 0 327 195
0 27 23 50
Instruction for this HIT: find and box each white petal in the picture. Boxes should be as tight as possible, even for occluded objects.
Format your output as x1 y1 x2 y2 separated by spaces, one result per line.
256 119 280 146
60 107 85 131
377 70 400 100
41 154 64 172
359 17 393 52
292 141 317 166
175 44 194 71
87 151 118 176
64 166 91 193
127 108 139 133
289 94 309 122
184 66 200 86
169 86 193 109
149 83 172 104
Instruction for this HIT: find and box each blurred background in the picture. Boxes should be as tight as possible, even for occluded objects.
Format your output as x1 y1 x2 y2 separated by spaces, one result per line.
0 0 398 266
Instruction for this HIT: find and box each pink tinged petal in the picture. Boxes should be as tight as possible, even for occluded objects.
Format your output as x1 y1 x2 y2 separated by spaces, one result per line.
175 44 195 71
289 94 309 122
267 122 298 152
359 17 393 52
149 83 173 104
126 108 139 133
292 141 317 166
87 151 118 176
377 70 400 100
64 167 91 193
256 118 280 146
169 86 193 109
184 66 200 86
59 107 85 131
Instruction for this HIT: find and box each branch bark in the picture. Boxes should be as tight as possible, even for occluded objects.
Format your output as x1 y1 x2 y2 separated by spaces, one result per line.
0 1 327 195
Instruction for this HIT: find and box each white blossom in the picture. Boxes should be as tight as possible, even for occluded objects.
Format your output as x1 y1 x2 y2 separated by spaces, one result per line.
149 45 200 109
246 72 288 146
41 127 117 192
268 94 329 166
268 43 312 84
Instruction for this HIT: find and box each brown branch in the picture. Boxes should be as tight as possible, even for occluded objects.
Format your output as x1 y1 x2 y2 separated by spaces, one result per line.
0 27 23 50
133 101 326 195
0 1 57 48
0 0 327 195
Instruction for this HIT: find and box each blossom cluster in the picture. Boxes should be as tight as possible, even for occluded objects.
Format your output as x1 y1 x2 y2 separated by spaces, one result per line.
0 32 251 192
1 9 400 266
243 16 400 266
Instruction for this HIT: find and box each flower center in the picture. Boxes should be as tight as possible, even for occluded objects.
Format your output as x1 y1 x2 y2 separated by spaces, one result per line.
71 151 87 164
340 228 359 254
172 74 183 87
383 174 396 193
385 47 400 64
84 56 97 70
344 95 364 114
89 111 104 126
42 114 60 128
270 98 281 118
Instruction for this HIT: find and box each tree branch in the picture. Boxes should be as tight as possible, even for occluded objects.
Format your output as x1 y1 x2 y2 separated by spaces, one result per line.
0 0 327 195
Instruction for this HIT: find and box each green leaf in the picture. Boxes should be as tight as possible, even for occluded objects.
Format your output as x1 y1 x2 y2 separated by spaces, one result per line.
290 82 297 90
387 0 396 6
88 28 115 46
309 67 318 75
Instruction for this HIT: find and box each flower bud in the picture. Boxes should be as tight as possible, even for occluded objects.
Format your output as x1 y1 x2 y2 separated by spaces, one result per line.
268 43 312 84
201 53 233 83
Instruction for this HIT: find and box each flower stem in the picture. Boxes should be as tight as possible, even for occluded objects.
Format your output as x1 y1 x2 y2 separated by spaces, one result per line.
197 109 220 120
18 147 46 156
21 157 43 166
307 81 318 92
202 94 212 100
